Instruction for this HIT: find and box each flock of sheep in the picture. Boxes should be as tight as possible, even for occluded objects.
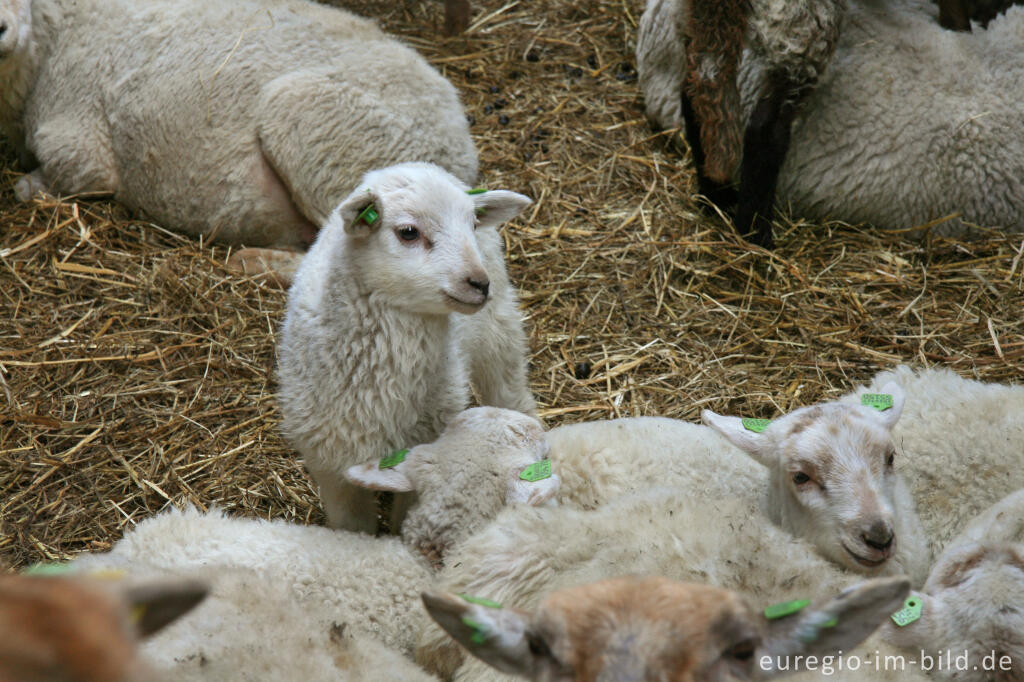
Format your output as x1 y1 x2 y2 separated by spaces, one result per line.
1 0 1023 680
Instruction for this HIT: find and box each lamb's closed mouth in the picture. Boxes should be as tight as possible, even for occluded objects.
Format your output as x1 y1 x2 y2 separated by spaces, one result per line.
842 542 889 568
443 291 485 310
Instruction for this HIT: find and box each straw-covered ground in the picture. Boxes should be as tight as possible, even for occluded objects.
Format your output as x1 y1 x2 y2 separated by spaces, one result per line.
1 0 1022 569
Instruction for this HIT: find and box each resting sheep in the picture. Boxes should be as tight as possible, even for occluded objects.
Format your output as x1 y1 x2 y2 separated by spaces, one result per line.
841 365 1024 553
73 407 558 669
423 574 912 681
0 571 205 682
545 383 928 581
417 492 920 680
0 0 476 278
638 0 1024 238
278 164 537 533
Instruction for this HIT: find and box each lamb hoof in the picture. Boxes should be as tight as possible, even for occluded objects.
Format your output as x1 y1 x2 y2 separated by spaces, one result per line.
226 248 304 287
14 171 52 203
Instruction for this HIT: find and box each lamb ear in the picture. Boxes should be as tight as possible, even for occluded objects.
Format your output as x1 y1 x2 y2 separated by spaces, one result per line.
335 187 383 237
472 190 532 229
507 473 561 507
124 579 208 638
701 410 773 468
864 382 905 430
421 591 538 677
758 577 910 677
344 450 416 492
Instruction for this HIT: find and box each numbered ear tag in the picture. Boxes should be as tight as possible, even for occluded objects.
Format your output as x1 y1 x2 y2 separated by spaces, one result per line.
379 449 408 469
462 616 490 644
861 393 893 411
460 593 502 609
520 460 552 482
890 595 923 627
23 562 74 577
742 418 772 433
764 599 810 620
357 203 379 225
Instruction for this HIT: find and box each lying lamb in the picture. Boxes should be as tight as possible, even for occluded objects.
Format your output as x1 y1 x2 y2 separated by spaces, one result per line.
278 163 537 533
638 0 1024 236
0 0 476 277
73 407 559 672
0 570 205 682
423 572 912 681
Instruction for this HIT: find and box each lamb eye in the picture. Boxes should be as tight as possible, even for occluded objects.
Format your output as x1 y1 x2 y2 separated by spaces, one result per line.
886 451 895 467
727 639 757 661
792 472 811 485
396 226 419 242
527 632 552 659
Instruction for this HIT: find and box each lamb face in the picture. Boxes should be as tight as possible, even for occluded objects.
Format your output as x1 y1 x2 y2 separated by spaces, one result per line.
0 0 29 59
423 575 910 681
333 163 530 317
703 382 914 576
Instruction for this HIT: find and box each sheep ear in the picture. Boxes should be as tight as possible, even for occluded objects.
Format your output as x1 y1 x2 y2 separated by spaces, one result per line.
701 410 773 468
123 579 208 638
421 591 538 677
336 187 383 237
344 450 416 492
507 473 561 507
472 190 532 229
862 382 905 430
758 577 910 677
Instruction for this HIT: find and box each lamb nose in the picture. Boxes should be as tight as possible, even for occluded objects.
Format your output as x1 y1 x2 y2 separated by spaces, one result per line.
467 277 489 298
863 525 894 551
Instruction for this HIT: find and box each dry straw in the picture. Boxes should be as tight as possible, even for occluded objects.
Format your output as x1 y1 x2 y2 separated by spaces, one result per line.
1 0 1022 567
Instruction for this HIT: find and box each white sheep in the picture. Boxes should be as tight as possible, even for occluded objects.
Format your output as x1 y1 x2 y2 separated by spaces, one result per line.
0 0 477 274
73 407 559 667
880 489 1024 681
278 163 537 533
638 0 1024 236
545 383 929 582
841 365 1024 554
0 570 206 682
416 491 921 681
422 574 912 681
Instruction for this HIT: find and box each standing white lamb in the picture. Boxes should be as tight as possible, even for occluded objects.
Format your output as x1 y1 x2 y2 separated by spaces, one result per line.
278 163 537 533
638 0 1024 235
841 365 1024 553
0 0 477 274
72 407 559 678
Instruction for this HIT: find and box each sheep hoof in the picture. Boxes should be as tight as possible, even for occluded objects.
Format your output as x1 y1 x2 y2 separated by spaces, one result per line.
226 248 302 287
14 171 52 203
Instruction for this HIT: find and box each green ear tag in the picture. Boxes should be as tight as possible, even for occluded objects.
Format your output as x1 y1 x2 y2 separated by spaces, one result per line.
742 418 772 433
475 207 487 217
466 188 488 195
520 459 552 482
357 204 379 225
861 393 893 411
379 449 408 470
462 616 490 644
764 599 810 620
890 595 923 627
23 562 73 577
459 593 502 609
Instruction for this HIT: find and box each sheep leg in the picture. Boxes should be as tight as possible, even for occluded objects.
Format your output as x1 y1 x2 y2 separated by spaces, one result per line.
679 90 738 210
311 467 380 534
734 78 799 249
444 0 471 34
27 117 119 199
225 248 304 286
938 0 972 30
14 169 53 202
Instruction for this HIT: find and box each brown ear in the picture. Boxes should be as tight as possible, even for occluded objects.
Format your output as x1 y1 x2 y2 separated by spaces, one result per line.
124 579 208 637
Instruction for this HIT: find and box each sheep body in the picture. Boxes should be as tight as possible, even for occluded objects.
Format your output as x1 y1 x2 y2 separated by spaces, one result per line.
278 165 537 532
417 490 925 681
842 365 1024 552
2 0 476 248
639 0 1024 235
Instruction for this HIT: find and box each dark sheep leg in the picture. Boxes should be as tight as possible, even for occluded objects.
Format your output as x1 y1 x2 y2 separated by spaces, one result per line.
937 0 972 30
444 0 471 34
680 90 739 211
734 78 800 250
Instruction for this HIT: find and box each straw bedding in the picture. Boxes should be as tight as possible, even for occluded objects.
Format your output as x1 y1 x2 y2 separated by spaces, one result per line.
1 0 1022 568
